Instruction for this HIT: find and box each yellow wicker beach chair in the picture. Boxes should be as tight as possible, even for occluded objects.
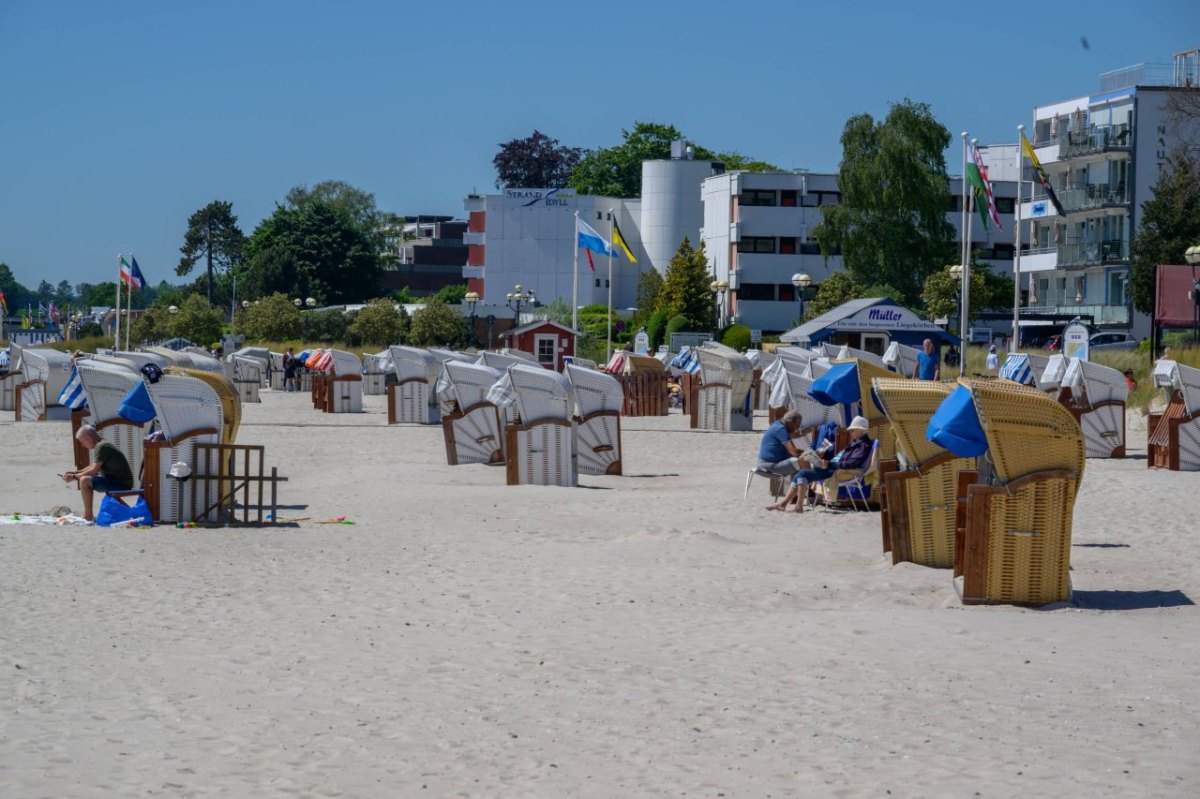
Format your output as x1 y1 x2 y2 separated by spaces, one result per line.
873 378 974 568
956 379 1085 606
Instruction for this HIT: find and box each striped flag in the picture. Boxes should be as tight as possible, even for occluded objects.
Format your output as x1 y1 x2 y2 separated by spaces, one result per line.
1020 131 1065 217
58 363 89 409
967 141 1001 230
671 347 701 375
998 353 1033 385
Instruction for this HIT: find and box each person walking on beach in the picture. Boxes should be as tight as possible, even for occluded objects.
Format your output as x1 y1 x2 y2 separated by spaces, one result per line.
986 345 999 374
62 424 134 522
283 347 298 392
912 338 941 381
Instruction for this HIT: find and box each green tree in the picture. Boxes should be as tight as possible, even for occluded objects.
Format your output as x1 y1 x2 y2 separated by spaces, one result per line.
77 281 127 309
238 292 303 341
308 309 349 343
921 265 989 323
408 301 466 347
665 314 690 341
569 122 779 198
177 200 247 304
167 294 224 346
807 271 867 319
537 297 573 327
285 180 381 242
1130 154 1200 314
349 298 409 346
813 99 957 304
55 280 75 306
129 305 171 345
722 323 752 350
634 268 665 325
659 237 714 330
0 263 34 311
645 307 670 350
430 283 468 304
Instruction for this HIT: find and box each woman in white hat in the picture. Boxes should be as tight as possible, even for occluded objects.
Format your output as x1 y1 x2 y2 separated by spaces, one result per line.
767 416 873 513
986 344 999 374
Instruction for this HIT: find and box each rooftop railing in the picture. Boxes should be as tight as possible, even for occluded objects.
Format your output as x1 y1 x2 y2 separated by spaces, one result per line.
1099 62 1173 92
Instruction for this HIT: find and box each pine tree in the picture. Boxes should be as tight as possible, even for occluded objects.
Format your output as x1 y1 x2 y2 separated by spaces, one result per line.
658 237 713 331
1130 154 1200 314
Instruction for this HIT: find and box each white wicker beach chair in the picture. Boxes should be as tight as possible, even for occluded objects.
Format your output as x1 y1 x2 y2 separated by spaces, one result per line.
15 347 49 422
0 344 19 411
142 374 224 523
429 347 473 365
76 360 148 485
324 349 363 413
1026 353 1060 394
438 360 505 465
1148 360 1200 471
114 350 166 371
27 349 73 414
1059 358 1128 458
500 348 538 363
493 365 577 487
477 351 533 372
231 356 263 404
566 364 623 476
143 346 192 368
184 351 225 373
387 346 440 424
693 346 754 431
882 342 921 378
362 350 392 395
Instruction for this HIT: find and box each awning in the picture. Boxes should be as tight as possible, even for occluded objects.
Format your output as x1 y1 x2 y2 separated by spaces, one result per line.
926 384 988 457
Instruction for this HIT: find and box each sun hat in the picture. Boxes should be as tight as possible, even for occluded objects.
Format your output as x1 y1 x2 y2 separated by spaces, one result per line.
847 415 870 432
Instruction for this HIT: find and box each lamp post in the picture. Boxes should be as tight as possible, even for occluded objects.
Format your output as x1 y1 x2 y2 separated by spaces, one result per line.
1186 245 1200 345
948 263 965 375
791 272 812 326
465 290 479 348
709 278 729 339
506 284 530 331
295 297 316 341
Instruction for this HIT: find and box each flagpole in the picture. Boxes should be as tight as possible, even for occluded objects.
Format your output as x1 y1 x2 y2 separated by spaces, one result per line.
960 133 969 374
572 211 580 333
606 208 614 363
1012 125 1024 353
114 254 122 351
126 253 134 351
962 139 979 377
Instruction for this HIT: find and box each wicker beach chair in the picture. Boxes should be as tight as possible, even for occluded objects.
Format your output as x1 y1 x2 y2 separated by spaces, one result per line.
14 347 48 422
165 367 241 445
692 345 754 431
563 355 599 371
935 379 1085 606
75 359 149 481
27 348 73 416
429 347 473 365
997 353 1036 385
143 346 193 368
114 350 167 372
873 378 972 568
500 348 538 363
269 352 287 391
230 356 263 404
361 350 392 396
438 360 505 465
566 364 623 476
882 342 921 378
477 351 533 372
323 350 363 413
1057 358 1127 458
491 365 577 487
1148 360 1200 471
387 346 440 424
141 374 225 523
842 357 899 463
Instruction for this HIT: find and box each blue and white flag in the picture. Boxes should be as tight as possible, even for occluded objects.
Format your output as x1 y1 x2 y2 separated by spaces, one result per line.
576 216 616 258
58 364 88 409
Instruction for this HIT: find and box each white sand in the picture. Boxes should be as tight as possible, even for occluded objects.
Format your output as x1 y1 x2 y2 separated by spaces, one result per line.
2 392 1198 797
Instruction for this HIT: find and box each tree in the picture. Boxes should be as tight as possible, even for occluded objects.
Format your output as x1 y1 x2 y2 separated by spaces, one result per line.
634 268 665 325
55 280 75 306
0 263 33 312
177 200 247 303
493 130 583 189
36 280 55 303
429 283 468 304
645 307 670 350
921 265 990 324
349 298 409 346
807 271 867 319
167 294 224 347
237 292 303 341
658 237 714 330
722 323 752 350
1130 154 1200 314
569 122 779 199
78 281 124 310
408 301 466 347
285 180 381 238
813 99 957 304
308 309 350 343
129 306 171 345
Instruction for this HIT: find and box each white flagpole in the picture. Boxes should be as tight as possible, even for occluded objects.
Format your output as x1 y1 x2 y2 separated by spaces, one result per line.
572 211 580 333
962 138 976 377
960 132 969 284
125 253 134 351
606 208 614 363
1012 125 1024 353
959 133 969 373
114 254 122 350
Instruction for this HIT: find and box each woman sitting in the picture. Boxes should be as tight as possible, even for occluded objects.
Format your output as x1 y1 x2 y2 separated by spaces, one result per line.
766 416 873 513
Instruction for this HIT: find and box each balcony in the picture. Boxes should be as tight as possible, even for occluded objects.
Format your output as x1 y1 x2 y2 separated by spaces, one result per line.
1024 302 1131 325
1057 240 1129 268
1059 124 1132 159
1059 184 1130 214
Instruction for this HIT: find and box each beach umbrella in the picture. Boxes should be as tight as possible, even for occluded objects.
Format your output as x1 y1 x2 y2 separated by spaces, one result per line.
926 384 988 457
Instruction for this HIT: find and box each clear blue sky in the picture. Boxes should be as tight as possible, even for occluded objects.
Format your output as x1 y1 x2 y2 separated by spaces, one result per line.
1 0 1193 290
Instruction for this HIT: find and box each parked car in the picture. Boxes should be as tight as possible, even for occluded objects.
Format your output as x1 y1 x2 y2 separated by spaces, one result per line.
1089 332 1138 352
1044 335 1062 351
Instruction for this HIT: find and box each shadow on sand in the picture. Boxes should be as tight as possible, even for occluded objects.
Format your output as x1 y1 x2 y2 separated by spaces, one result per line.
1070 589 1194 611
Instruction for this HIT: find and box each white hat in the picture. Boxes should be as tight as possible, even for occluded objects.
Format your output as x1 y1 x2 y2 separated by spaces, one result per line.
847 415 870 432
168 461 192 480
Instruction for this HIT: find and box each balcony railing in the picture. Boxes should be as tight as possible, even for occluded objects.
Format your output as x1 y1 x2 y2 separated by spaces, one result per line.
1059 184 1131 213
1059 124 1132 158
1025 303 1130 325
1057 240 1129 267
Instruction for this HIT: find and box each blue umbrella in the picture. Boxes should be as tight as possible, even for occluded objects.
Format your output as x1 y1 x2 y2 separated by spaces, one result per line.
926 384 988 457
809 361 860 423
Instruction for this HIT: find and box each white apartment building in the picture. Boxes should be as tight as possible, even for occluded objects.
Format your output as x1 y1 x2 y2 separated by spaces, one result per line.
701 158 1019 333
1019 47 1200 339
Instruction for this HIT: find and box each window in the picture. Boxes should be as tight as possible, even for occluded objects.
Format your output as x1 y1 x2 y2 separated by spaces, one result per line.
778 284 795 302
995 197 1015 214
779 236 797 254
737 236 776 254
780 190 798 207
800 241 821 255
741 189 776 207
948 196 962 212
818 191 841 206
737 283 776 301
535 335 557 366
594 278 610 287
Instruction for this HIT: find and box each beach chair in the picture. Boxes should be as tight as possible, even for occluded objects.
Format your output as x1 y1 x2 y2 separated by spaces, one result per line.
613 353 669 417
873 379 972 567
25 348 73 418
500 348 538 363
140 374 225 523
1057 358 1127 458
692 345 754 431
563 355 599 371
114 350 168 372
362 351 392 395
143 346 193 368
269 352 287 390
231 356 263 404
478 351 534 372
997 353 1036 385
1147 360 1200 471
14 347 48 422
566 364 624 476
843 357 899 466
166 367 241 446
438 360 505 465
323 350 363 413
491 365 577 487
76 359 148 483
882 342 921 378
817 437 881 511
429 347 473 366
387 346 440 424
930 379 1085 606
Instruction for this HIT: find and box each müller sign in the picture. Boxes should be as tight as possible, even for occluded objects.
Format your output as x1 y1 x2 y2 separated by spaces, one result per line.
837 306 945 331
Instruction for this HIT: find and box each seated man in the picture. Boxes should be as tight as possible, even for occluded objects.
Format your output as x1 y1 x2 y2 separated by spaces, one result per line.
767 416 872 513
757 409 805 477
62 424 134 522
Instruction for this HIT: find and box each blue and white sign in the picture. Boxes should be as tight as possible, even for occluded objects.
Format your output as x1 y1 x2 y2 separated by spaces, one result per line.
1030 200 1049 218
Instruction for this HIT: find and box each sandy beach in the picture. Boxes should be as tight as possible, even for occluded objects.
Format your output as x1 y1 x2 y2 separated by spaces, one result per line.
2 391 1198 797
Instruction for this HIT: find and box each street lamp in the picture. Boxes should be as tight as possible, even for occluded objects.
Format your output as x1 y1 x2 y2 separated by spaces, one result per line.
791 272 812 325
1186 246 1200 343
464 291 480 348
709 279 729 337
506 284 530 326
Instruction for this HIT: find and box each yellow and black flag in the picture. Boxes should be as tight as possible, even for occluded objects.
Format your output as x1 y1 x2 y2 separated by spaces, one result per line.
612 221 637 263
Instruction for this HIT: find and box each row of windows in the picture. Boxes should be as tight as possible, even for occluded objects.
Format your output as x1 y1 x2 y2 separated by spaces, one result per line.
736 283 821 302
739 189 841 208
737 236 830 256
947 196 1016 214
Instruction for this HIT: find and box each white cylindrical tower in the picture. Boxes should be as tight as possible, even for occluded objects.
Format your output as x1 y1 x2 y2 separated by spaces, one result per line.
640 154 721 275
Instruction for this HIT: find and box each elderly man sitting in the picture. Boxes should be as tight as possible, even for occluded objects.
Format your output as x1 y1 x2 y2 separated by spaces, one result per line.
757 409 806 477
62 424 134 522
767 415 873 513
